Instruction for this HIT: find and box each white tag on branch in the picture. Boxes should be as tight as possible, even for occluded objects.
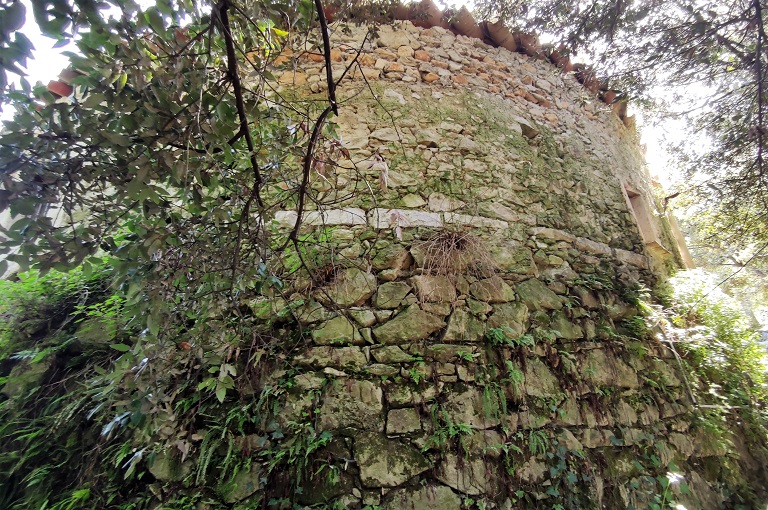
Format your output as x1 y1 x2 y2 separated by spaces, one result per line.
313 156 330 184
389 209 409 240
366 153 389 191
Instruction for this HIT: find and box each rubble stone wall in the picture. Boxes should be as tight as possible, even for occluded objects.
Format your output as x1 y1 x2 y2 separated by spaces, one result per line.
206 21 733 510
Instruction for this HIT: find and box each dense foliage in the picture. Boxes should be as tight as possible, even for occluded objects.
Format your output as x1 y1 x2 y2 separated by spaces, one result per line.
0 0 357 359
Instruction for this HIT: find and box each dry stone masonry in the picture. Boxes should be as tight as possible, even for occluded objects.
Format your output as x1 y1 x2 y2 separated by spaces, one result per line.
190 17 744 510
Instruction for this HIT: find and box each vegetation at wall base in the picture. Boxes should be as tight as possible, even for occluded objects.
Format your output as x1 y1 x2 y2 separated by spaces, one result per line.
0 262 766 508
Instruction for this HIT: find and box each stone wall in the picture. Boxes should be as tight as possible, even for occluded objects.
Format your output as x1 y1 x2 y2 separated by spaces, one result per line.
183 20 742 510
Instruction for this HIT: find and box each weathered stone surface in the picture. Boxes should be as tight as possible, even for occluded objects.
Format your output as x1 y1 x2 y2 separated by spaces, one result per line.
469 276 515 303
574 237 611 256
524 358 561 397
370 127 400 142
554 397 583 426
355 431 430 487
550 310 583 339
480 202 534 224
369 208 443 228
304 208 367 226
382 485 462 510
581 349 640 389
443 308 485 342
467 298 492 315
312 316 363 345
530 226 576 242
375 24 415 48
296 300 334 325
436 454 490 495
422 343 479 363
517 456 547 482
615 248 648 268
488 302 528 335
148 450 193 483
421 301 451 317
372 305 446 344
319 267 376 307
371 345 415 363
221 464 263 503
492 242 537 275
410 275 457 302
614 401 638 425
372 244 412 270
386 407 422 434
428 192 466 211
319 379 384 431
401 193 427 208
558 429 583 451
386 383 441 407
349 308 377 327
516 278 563 310
367 363 399 377
675 471 724 510
295 346 367 371
443 386 501 429
668 432 695 458
649 359 682 387
374 281 412 309
572 286 600 309
415 129 441 146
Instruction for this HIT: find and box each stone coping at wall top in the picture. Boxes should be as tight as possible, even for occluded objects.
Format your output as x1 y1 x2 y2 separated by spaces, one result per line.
273 208 649 269
46 0 630 128
321 0 630 125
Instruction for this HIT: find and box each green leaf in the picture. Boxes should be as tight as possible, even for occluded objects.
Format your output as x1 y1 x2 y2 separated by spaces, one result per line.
110 343 130 352
82 93 106 109
115 72 128 93
145 8 165 33
147 310 160 337
215 383 227 403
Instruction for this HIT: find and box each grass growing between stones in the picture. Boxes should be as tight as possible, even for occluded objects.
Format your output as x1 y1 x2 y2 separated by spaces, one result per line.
414 229 497 279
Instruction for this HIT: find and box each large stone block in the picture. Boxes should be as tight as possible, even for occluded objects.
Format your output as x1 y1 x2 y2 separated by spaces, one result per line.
312 316 364 345
524 358 561 398
410 275 457 302
319 379 384 432
295 346 367 371
355 431 430 487
488 302 528 335
581 349 639 389
436 454 491 495
386 408 422 434
443 307 486 342
382 485 462 510
443 386 501 429
516 278 563 310
469 276 515 303
372 305 446 344
317 267 377 307
374 281 412 308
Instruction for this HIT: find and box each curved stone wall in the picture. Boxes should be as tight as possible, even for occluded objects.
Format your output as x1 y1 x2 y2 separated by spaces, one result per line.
200 20 735 510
